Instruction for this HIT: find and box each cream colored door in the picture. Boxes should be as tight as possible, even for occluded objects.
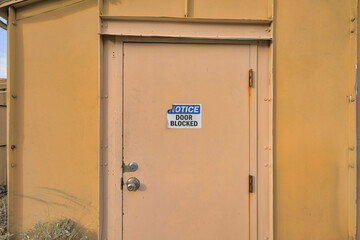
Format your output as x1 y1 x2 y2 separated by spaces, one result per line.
123 43 253 240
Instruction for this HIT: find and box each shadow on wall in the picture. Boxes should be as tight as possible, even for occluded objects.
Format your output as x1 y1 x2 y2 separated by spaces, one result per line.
13 186 97 238
9 0 99 234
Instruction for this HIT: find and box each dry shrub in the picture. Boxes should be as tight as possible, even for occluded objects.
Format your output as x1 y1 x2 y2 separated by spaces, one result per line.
19 218 88 240
0 195 89 240
0 196 12 240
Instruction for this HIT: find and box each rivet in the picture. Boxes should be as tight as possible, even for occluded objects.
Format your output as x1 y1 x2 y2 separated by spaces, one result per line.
351 17 356 22
11 94 17 99
264 98 268 101
349 147 355 151
11 163 16 168
10 145 16 150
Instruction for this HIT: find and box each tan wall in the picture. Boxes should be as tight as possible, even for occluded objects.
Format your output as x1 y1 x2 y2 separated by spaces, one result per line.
3 0 358 239
102 0 271 19
275 0 357 239
9 0 99 236
0 79 6 186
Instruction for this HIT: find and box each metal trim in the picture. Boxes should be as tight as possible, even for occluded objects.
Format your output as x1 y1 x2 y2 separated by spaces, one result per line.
100 15 273 24
100 18 272 41
0 0 26 8
0 20 6 30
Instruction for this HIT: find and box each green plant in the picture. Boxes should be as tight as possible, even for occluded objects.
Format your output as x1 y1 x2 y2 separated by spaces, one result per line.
19 218 88 240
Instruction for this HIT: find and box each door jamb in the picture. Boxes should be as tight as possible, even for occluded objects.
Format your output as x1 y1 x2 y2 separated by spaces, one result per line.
100 33 273 240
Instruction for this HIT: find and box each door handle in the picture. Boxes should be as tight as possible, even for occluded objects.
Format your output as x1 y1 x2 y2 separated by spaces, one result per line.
126 177 140 191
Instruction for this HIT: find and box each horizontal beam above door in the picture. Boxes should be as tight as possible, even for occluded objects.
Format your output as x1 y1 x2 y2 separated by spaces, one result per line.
100 17 272 41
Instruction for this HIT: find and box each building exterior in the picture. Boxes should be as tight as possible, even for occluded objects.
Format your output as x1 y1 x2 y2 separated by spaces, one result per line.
0 78 5 186
0 0 358 239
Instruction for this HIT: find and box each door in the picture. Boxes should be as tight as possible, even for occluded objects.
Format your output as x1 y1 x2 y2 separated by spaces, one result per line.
123 43 254 240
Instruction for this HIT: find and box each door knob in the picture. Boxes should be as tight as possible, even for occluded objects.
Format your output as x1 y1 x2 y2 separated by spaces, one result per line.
126 177 140 191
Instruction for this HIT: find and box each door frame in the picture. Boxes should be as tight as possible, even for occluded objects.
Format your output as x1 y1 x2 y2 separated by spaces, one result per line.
99 19 273 240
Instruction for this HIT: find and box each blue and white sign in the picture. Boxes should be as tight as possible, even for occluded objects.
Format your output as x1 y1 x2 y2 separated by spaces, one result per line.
167 104 202 129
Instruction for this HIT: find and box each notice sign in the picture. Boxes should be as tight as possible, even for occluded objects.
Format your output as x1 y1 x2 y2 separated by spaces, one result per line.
167 104 202 129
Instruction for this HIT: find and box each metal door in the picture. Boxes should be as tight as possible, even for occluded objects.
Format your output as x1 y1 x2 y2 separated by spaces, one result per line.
123 43 254 240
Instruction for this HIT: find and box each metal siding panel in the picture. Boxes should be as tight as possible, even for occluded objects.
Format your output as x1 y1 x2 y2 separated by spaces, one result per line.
192 0 269 20
0 83 6 185
103 0 184 18
103 0 269 20
10 0 99 236
275 0 357 239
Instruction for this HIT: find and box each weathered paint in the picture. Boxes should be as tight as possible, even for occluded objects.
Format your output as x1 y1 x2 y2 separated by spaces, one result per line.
123 43 252 240
102 0 270 20
275 0 357 239
0 78 5 185
0 0 357 239
7 0 99 236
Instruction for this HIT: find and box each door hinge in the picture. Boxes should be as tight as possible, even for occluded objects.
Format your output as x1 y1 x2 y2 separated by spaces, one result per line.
249 175 254 193
121 177 124 190
249 69 254 88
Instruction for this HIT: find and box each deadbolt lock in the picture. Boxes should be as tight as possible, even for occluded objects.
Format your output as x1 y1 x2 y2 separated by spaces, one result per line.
126 177 140 192
124 162 139 172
